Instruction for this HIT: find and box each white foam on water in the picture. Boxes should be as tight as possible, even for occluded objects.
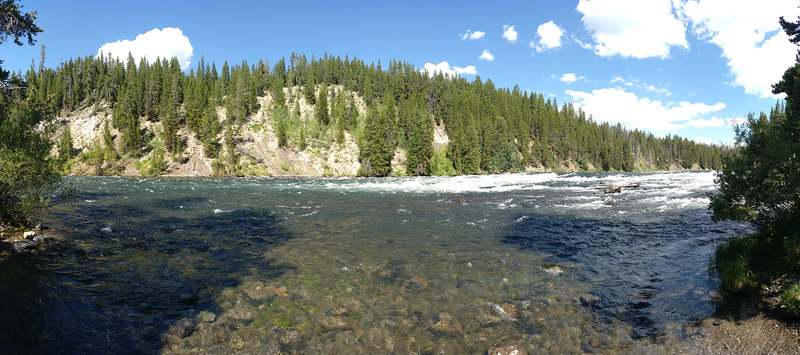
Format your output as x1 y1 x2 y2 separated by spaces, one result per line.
213 209 235 214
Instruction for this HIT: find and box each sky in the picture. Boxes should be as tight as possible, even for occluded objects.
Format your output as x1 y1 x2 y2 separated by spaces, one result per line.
4 0 800 145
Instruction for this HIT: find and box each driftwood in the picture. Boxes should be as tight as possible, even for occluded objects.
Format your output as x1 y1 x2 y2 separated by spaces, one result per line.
593 183 640 194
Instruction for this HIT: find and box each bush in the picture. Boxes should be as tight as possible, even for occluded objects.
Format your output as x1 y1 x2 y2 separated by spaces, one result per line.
0 101 60 228
781 283 800 317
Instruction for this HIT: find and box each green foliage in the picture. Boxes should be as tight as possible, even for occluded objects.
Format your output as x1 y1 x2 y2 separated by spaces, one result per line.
781 283 800 317
275 109 288 148
359 99 396 176
315 84 329 125
299 121 307 151
25 46 726 177
57 124 73 162
713 237 759 293
102 120 117 159
0 3 58 228
430 149 456 176
710 17 800 318
401 99 434 175
137 146 165 176
0 101 60 227
487 142 521 173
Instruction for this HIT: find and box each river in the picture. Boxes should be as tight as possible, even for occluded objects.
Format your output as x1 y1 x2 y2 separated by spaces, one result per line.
0 171 750 353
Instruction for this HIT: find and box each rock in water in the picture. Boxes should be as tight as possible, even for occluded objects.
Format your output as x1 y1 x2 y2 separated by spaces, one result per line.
487 345 527 355
197 311 216 323
10 240 38 254
580 293 601 306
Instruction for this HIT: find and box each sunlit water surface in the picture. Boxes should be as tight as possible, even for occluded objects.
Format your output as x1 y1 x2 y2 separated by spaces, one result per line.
0 172 749 353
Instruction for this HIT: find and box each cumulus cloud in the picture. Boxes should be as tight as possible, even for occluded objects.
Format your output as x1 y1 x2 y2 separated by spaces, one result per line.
461 29 485 40
577 0 688 58
560 73 584 84
421 61 477 77
687 116 726 128
478 49 495 61
680 0 800 98
565 87 725 131
502 25 518 43
534 21 565 52
98 27 193 70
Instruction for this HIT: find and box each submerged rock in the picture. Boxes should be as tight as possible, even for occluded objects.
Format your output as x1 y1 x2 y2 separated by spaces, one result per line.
197 311 216 323
410 276 430 287
488 344 527 355
430 312 462 337
580 293 601 306
32 235 58 244
543 265 565 275
320 315 350 331
10 240 38 254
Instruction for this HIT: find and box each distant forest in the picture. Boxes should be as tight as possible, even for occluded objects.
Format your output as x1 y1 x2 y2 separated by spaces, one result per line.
19 52 727 175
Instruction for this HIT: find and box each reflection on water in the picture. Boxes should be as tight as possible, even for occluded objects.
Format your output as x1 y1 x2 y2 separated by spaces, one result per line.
0 172 747 353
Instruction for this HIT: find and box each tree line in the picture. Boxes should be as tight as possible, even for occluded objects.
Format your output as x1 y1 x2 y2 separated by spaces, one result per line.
16 51 727 176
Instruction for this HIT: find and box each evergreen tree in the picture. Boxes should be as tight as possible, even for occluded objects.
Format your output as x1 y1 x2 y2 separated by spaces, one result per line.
405 105 433 175
315 83 329 125
57 124 73 163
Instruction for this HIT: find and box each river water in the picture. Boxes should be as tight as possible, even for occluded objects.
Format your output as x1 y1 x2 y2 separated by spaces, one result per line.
0 171 750 353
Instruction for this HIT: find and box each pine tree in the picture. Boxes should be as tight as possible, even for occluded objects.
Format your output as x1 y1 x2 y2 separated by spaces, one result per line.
315 84 329 125
57 125 73 163
275 109 288 148
405 105 434 175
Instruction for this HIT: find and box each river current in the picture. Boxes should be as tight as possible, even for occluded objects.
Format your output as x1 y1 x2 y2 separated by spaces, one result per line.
0 171 750 353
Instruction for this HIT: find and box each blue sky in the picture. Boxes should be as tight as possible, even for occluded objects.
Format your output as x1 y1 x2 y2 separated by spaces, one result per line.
4 0 800 145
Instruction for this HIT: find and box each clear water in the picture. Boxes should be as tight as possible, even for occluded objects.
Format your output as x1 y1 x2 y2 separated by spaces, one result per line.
0 172 749 353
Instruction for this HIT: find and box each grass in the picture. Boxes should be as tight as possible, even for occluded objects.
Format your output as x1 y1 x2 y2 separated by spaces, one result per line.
713 231 800 318
781 283 800 317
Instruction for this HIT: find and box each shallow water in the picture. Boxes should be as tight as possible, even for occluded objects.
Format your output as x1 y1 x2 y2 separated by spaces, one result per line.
0 171 749 353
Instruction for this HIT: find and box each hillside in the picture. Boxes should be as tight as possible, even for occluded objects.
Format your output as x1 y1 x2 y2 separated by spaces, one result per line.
31 53 726 177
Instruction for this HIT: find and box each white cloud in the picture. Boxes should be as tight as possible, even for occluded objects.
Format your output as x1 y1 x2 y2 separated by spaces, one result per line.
687 116 726 127
478 49 495 61
502 25 518 43
680 0 800 98
577 0 688 58
535 21 565 52
461 29 485 40
645 85 672 96
98 27 193 70
694 136 712 144
421 61 477 77
566 87 725 131
561 73 578 84
560 73 584 84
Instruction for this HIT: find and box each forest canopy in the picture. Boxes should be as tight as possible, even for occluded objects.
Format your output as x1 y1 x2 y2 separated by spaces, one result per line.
15 51 726 176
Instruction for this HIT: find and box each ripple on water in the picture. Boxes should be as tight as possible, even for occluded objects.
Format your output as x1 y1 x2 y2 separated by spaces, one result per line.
0 172 747 353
